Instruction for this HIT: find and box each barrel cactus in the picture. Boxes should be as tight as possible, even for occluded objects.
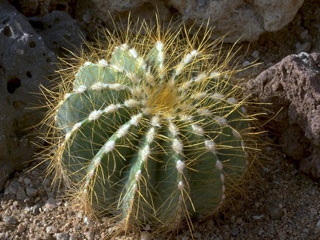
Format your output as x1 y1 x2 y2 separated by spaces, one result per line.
44 21 257 234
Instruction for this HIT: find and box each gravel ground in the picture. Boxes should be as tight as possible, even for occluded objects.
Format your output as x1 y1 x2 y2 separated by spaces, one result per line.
0 145 319 240
1 1 320 239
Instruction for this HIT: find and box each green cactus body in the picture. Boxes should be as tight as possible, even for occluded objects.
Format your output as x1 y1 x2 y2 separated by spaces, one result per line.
51 26 252 232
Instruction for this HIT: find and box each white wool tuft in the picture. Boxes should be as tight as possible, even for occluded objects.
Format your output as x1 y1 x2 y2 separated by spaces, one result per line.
88 110 103 121
104 141 115 153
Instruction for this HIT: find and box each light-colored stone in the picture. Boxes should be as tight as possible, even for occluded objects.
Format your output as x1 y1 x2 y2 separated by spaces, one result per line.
88 0 304 42
254 0 303 31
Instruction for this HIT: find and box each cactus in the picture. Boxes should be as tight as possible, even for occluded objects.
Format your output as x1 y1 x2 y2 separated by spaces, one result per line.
44 20 257 234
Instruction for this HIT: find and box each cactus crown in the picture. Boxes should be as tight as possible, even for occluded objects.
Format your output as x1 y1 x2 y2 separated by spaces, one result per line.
42 19 257 235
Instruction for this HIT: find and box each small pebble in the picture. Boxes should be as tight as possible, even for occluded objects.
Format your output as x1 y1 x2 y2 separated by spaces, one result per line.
46 225 57 234
55 232 70 240
0 222 9 232
69 233 78 240
44 197 57 210
315 219 320 233
144 224 151 231
231 227 239 236
26 186 38 198
252 215 264 220
83 216 89 224
193 231 201 239
266 224 276 235
82 12 92 24
251 50 259 59
3 216 18 225
236 217 243 225
32 204 41 215
267 205 284 220
23 177 31 185
76 212 83 219
84 231 94 240
4 180 20 195
17 223 26 233
18 176 24 183
242 60 251 67
16 186 27 200
43 178 51 189
140 231 151 240
258 229 264 236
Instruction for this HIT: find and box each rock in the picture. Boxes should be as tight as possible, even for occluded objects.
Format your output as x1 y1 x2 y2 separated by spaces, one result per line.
31 204 40 215
0 0 56 192
2 216 18 225
252 51 259 59
236 217 243 225
246 52 320 178
17 223 26 233
23 177 31 185
252 215 264 220
44 197 57 210
88 0 303 42
315 219 320 233
243 60 251 67
267 205 284 220
16 186 27 200
69 234 78 240
46 225 57 234
193 232 201 239
26 186 38 198
84 231 94 240
0 229 10 239
29 10 84 55
266 224 276 235
55 232 70 240
4 179 20 195
231 227 239 236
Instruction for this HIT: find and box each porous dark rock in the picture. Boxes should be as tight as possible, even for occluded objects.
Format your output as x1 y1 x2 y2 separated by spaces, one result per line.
29 10 84 55
0 0 56 191
247 52 320 178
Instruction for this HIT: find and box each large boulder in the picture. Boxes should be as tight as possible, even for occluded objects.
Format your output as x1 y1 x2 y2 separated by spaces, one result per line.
246 52 320 178
0 0 56 191
85 0 304 42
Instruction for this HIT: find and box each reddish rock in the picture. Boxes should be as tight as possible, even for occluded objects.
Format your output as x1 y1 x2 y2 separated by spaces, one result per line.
247 52 320 178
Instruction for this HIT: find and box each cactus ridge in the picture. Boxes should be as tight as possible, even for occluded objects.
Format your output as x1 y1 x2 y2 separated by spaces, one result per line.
43 20 258 234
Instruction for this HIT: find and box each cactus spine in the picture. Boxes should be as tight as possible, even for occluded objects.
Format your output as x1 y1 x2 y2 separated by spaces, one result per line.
44 20 256 233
